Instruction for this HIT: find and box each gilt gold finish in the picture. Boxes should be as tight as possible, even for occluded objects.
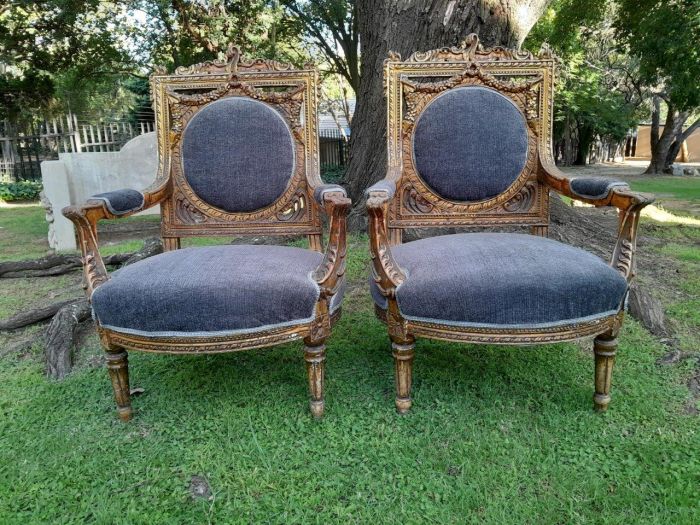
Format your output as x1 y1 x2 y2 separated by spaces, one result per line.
64 46 350 420
368 35 654 413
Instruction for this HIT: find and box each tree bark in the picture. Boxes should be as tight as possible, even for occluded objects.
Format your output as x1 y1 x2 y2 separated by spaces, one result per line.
45 299 91 380
575 124 594 166
665 116 700 168
345 0 553 211
645 99 689 174
0 299 80 331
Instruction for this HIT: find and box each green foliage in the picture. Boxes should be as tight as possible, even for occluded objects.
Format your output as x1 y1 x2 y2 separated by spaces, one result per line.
134 0 304 72
320 163 346 183
0 181 43 202
281 0 359 90
0 1 134 121
629 177 700 201
526 1 639 162
616 0 700 110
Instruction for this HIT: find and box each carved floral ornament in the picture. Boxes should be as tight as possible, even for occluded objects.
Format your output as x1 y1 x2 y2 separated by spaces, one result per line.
165 81 306 148
386 33 554 64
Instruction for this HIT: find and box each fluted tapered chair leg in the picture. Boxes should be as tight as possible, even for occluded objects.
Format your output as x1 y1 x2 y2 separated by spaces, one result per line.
593 333 617 411
104 343 132 422
392 338 415 414
304 338 326 418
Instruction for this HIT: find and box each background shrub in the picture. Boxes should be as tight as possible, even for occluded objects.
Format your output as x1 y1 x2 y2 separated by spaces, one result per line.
320 164 346 184
0 181 43 202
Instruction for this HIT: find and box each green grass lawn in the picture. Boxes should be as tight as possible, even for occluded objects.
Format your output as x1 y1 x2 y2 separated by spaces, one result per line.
628 177 700 201
1 189 699 523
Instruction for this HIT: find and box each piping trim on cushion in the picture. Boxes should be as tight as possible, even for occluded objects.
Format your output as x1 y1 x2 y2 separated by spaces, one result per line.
374 306 621 330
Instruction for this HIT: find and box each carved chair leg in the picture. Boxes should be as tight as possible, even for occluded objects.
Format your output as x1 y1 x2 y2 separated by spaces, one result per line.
104 343 132 422
593 333 618 411
392 338 415 414
162 237 180 252
530 225 548 237
304 339 326 419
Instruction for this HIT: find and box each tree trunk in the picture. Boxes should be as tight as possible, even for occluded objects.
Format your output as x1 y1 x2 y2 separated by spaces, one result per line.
575 124 594 166
346 0 553 212
665 116 700 168
645 99 688 174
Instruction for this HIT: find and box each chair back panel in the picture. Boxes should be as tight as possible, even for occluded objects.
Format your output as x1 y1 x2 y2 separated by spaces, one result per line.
149 46 323 239
182 97 295 213
413 86 529 202
385 35 556 232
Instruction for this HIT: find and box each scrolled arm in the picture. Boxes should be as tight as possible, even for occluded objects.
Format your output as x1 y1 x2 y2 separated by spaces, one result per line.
366 179 396 201
313 183 347 206
62 180 170 297
539 158 654 282
312 190 351 299
539 158 652 208
87 189 145 215
366 181 406 299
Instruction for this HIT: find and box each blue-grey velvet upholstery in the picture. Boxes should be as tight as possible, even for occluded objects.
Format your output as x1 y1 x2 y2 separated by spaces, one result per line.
313 184 347 205
370 233 627 327
570 177 628 200
182 97 295 213
92 245 343 336
366 179 396 199
412 86 529 202
89 189 144 215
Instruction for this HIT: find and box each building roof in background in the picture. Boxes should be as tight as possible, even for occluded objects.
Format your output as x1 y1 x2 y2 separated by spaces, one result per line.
319 99 355 137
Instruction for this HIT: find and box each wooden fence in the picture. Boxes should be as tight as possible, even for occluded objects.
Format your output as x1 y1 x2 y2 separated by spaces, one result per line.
0 116 154 182
319 129 349 169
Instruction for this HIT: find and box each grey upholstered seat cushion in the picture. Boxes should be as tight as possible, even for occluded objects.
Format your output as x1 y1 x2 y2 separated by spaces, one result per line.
92 245 343 337
182 97 295 213
412 86 529 202
89 189 144 215
570 177 628 199
370 233 627 328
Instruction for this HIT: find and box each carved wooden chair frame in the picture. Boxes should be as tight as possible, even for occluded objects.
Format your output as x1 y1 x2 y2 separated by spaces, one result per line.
64 46 350 420
367 35 654 413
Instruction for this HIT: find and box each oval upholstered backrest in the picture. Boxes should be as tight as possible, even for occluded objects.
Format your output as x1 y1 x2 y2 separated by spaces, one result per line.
182 97 295 212
412 86 529 202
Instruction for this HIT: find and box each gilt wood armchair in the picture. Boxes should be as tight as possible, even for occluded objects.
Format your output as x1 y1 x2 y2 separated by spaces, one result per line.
63 46 350 421
367 35 653 413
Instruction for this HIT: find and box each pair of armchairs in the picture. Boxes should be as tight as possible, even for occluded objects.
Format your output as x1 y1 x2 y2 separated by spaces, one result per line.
64 39 652 422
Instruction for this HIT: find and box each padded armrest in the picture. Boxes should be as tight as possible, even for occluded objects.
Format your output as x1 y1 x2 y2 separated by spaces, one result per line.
569 177 629 200
88 189 145 215
313 184 347 205
366 179 396 199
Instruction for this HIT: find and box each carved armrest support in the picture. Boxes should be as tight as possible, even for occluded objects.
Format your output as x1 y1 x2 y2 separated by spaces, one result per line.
610 188 652 282
62 180 170 297
313 192 351 298
539 160 654 282
366 193 406 299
